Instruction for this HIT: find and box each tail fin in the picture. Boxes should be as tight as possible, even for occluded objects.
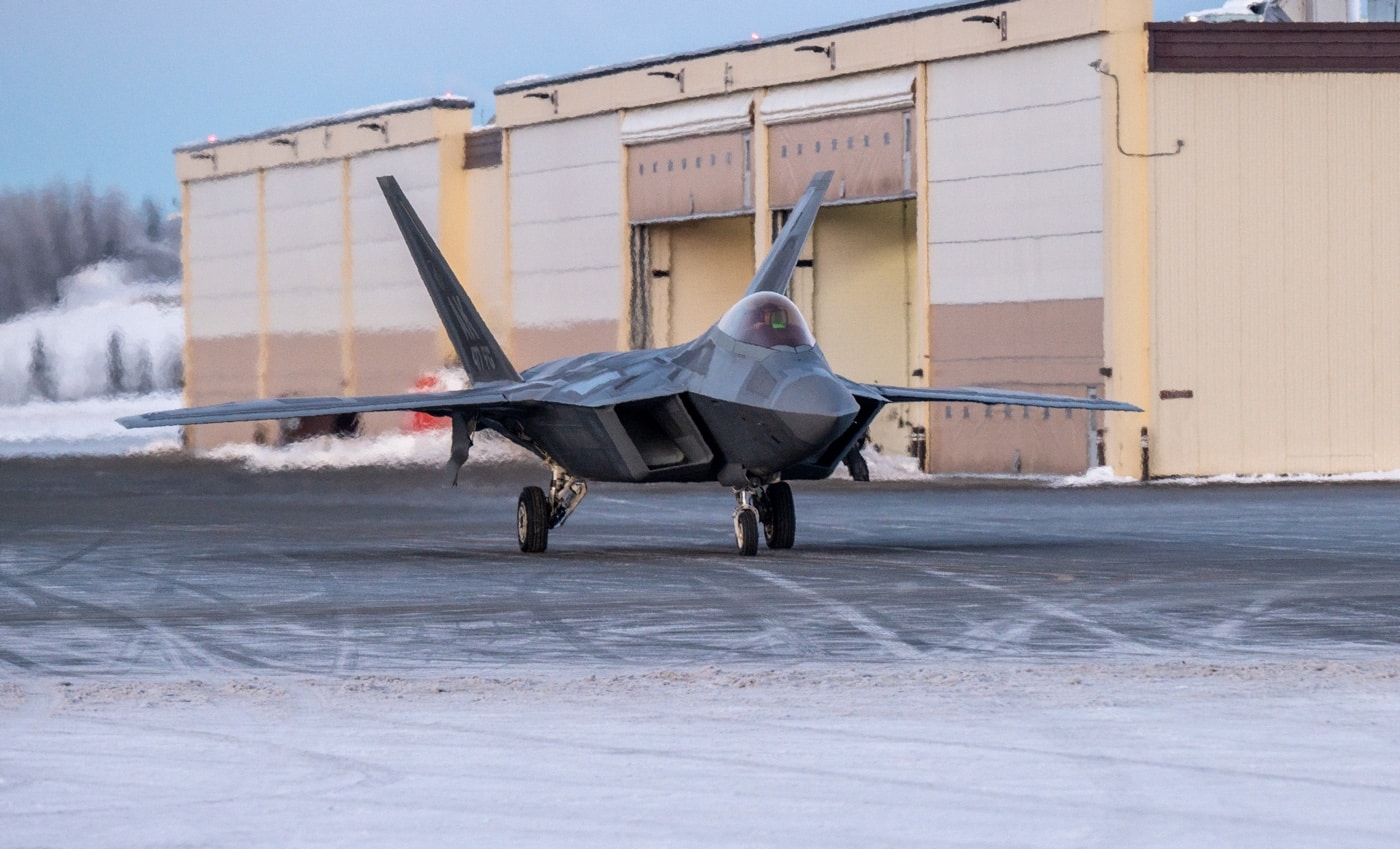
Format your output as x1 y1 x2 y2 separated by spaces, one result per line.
744 171 833 298
377 176 521 384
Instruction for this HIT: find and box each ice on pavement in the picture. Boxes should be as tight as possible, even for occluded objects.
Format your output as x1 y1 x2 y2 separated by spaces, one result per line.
4 658 1399 848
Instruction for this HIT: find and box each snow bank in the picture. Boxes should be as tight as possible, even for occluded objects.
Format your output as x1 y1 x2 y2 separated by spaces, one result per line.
203 428 532 471
0 392 182 456
0 260 182 404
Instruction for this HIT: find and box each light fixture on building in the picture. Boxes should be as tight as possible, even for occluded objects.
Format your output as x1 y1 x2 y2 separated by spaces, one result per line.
647 68 685 93
269 136 298 155
357 121 389 143
962 12 1008 41
794 41 836 71
524 90 559 115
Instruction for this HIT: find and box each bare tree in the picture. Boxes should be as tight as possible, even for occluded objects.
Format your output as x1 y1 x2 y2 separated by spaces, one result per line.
0 180 180 321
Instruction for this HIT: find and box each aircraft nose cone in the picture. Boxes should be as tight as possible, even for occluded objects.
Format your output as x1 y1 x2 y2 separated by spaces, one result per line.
772 374 861 446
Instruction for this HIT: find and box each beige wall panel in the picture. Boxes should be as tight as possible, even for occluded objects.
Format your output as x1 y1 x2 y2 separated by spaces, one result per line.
264 162 342 336
265 333 343 398
509 115 624 332
929 37 1102 119
929 299 1103 474
931 298 1104 387
185 335 260 450
464 166 511 347
513 320 621 368
628 133 749 222
929 99 1101 183
928 37 1103 308
933 233 1104 306
352 329 441 397
187 175 260 339
349 144 443 333
931 404 1095 474
1151 72 1400 476
768 111 912 207
658 216 755 345
931 166 1103 247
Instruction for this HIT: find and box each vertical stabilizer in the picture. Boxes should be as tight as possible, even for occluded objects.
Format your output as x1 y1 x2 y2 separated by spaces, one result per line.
377 176 521 384
744 171 833 298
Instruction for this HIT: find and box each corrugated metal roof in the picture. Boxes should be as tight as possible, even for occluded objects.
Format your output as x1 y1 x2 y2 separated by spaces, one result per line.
493 0 1016 95
174 96 474 153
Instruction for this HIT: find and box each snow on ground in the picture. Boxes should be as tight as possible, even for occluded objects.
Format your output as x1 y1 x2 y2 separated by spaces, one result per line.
0 261 182 405
4 658 1399 847
0 392 182 457
204 427 532 471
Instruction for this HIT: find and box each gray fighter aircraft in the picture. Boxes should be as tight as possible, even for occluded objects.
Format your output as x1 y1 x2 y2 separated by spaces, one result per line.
121 171 1140 555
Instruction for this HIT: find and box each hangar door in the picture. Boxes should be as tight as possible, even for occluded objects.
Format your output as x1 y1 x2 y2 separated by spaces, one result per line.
763 69 921 456
624 94 755 348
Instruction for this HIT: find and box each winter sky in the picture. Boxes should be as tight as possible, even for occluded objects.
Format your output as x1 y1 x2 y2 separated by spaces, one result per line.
0 1 1207 208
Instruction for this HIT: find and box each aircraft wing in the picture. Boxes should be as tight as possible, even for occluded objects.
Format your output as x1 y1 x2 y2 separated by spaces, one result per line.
857 383 1142 412
117 385 513 429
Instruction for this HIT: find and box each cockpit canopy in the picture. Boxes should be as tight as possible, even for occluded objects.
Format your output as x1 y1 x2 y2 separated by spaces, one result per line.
715 292 816 349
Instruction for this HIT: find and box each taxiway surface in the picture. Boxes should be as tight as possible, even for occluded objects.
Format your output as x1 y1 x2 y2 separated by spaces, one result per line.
2 455 1398 673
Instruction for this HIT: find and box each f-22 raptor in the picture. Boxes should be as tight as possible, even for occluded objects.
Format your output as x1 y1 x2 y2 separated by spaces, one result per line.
122 171 1140 555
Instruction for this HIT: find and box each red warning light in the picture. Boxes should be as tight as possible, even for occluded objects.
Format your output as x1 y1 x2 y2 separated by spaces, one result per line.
207 134 218 143
751 32 760 41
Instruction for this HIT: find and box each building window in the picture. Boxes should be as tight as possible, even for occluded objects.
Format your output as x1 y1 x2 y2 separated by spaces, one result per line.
796 143 803 155
710 153 717 166
831 138 838 151
652 162 658 173
668 160 674 171
863 135 870 147
815 140 822 153
682 158 687 170
883 132 891 145
695 156 702 168
847 136 854 150
781 144 787 158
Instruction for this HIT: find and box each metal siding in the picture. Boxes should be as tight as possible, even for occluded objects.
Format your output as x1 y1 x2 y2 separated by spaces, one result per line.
927 37 1103 306
1152 72 1400 475
348 144 442 333
187 175 259 339
264 163 342 335
660 216 755 345
508 115 623 329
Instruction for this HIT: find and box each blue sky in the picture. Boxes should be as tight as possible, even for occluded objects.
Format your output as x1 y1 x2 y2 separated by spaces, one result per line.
0 1 1206 208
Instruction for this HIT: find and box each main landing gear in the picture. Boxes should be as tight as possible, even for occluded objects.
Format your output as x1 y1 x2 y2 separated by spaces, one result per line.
517 467 588 553
732 481 795 556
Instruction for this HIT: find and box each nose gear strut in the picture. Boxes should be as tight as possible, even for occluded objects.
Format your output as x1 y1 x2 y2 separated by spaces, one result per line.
732 480 796 555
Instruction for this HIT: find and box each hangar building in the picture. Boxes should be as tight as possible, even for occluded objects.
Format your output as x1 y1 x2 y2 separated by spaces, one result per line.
174 0 1400 478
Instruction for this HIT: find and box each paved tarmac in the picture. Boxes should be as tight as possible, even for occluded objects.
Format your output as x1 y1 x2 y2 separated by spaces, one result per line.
2 455 1399 676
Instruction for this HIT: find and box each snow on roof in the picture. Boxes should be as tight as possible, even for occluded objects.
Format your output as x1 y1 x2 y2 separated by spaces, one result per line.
175 95 474 153
493 0 1009 94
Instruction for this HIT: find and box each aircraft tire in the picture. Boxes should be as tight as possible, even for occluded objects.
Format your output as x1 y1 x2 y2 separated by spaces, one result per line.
845 448 870 482
518 486 549 553
763 482 795 549
734 508 759 556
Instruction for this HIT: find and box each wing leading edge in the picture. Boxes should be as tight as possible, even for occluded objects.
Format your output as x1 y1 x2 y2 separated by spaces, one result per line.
117 386 511 429
857 383 1142 412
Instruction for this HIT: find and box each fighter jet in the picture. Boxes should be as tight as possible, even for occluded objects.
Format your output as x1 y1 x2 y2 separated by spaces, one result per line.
121 171 1140 555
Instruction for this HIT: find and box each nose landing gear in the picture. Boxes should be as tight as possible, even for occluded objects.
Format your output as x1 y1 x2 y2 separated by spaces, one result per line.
732 481 796 555
517 466 589 553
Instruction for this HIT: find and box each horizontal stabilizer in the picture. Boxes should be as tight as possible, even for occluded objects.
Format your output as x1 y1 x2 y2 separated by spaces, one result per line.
866 384 1142 412
118 386 509 429
377 176 520 384
745 171 833 297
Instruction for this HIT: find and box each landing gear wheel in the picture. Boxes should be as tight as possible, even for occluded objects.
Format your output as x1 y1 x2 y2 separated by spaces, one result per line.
762 482 795 549
734 508 759 556
517 486 549 553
